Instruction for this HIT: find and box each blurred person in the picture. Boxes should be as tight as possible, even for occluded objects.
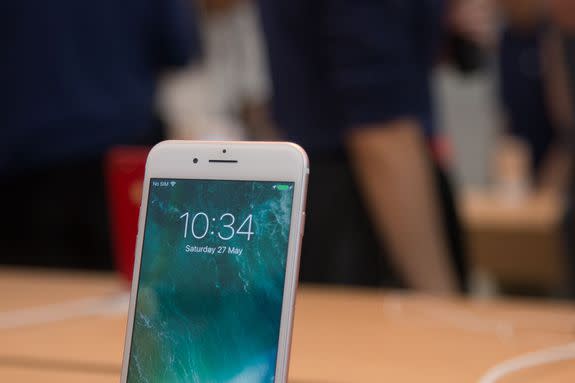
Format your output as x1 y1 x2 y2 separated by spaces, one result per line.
0 0 200 268
497 0 575 191
159 0 274 142
546 0 575 143
448 0 497 72
497 0 556 178
500 0 575 296
258 0 491 293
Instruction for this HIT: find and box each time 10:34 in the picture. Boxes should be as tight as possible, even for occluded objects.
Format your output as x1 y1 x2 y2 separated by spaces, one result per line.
179 212 254 241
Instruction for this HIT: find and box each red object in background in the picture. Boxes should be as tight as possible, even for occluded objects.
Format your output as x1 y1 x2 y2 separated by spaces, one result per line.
106 147 150 282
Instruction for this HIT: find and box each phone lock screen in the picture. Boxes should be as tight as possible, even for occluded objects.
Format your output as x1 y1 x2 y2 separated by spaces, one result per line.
127 179 295 383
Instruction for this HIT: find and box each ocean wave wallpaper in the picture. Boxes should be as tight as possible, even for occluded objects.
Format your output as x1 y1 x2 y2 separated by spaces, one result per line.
127 179 295 383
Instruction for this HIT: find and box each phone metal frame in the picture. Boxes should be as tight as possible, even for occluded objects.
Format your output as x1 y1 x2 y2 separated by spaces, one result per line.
120 141 309 383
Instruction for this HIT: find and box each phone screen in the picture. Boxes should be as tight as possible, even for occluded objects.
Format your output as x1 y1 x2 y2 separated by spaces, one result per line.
127 179 295 383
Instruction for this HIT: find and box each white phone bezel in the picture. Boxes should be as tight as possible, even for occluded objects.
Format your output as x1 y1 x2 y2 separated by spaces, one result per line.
120 141 309 383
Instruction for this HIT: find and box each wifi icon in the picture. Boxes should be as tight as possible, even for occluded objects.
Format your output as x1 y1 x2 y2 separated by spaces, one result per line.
170 181 176 187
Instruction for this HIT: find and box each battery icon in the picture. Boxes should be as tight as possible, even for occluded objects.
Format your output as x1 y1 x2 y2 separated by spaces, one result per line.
275 184 291 191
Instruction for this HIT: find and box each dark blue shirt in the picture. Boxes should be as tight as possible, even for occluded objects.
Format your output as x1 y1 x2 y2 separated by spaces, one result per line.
499 27 555 171
0 0 200 171
258 0 445 152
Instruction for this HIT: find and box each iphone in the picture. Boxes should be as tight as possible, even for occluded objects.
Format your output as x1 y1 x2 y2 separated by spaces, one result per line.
120 141 309 383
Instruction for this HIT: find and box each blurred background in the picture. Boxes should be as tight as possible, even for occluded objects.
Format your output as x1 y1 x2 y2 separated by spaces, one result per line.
1 0 575 300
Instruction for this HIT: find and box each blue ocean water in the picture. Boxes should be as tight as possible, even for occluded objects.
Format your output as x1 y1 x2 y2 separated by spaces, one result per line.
127 180 294 383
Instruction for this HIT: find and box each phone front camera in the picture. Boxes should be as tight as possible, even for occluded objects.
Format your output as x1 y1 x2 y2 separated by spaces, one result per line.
193 158 198 164
222 149 227 154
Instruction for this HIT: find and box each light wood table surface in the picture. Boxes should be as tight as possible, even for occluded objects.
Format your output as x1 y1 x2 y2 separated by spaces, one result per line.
460 190 567 291
0 268 574 382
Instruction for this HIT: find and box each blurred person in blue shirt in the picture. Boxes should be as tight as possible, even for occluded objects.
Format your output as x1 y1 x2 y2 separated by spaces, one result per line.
499 29 554 174
498 1 575 188
498 0 575 296
497 0 563 179
0 0 200 268
258 0 490 293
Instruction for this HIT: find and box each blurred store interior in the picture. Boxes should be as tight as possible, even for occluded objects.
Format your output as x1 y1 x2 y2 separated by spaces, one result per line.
2 0 575 381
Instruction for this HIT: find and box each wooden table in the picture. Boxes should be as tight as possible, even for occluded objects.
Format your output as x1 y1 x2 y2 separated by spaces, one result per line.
460 190 567 291
0 268 574 382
